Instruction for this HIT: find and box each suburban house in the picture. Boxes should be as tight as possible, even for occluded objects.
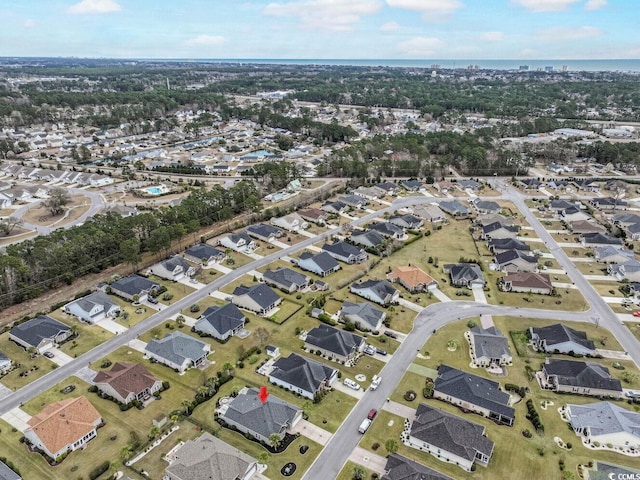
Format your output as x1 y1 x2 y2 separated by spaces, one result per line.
0 350 13 375
388 214 423 230
408 403 494 471
304 324 366 363
262 267 310 293
353 185 386 200
268 353 338 400
468 326 512 367
164 432 259 480
565 401 640 450
194 303 246 341
322 242 368 264
150 256 195 282
369 221 405 239
63 291 121 323
350 230 386 249
219 232 257 253
246 223 283 243
9 315 72 353
498 272 553 295
459 179 481 191
109 275 160 302
594 246 635 264
488 238 531 254
540 358 623 398
382 454 452 480
568 220 606 235
579 233 624 249
93 362 163 405
232 284 282 316
400 179 424 191
0 460 20 480
24 397 102 461
608 259 640 282
297 251 341 277
298 208 329 225
434 181 455 194
529 324 596 356
350 279 400 306
439 200 470 217
481 222 519 240
475 213 513 227
387 265 437 293
271 213 308 232
493 249 538 273
589 197 627 210
217 387 303 444
559 206 592 223
376 181 399 195
339 301 386 332
412 204 445 223
321 200 347 215
444 264 485 288
183 244 226 266
473 200 501 214
338 194 367 209
433 365 515 426
144 332 210 373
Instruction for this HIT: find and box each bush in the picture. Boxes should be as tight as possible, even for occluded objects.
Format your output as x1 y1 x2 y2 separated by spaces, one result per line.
89 461 110 480
372 442 380 451
162 293 173 301
190 304 200 313
100 359 112 368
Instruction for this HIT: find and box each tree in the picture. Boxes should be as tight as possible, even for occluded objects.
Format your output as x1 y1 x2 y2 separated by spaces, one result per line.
254 327 270 346
269 433 282 449
119 444 134 461
351 464 366 480
0 217 23 236
181 399 193 415
385 438 399 455
43 187 69 216
120 238 141 274
148 426 160 440
258 452 269 464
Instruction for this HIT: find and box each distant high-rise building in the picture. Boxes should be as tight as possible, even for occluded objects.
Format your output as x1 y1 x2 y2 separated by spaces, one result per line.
519 65 529 71
545 66 554 72
562 65 568 72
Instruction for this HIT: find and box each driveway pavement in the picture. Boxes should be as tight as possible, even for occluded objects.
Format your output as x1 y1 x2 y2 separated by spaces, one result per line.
290 419 332 446
348 446 387 475
381 400 416 421
333 380 365 399
1 407 32 432
96 318 128 334
596 349 630 360
429 287 451 303
128 339 148 353
75 366 98 384
46 347 74 366
0 382 13 400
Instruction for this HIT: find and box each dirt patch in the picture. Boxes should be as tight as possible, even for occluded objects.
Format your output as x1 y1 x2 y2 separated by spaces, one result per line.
0 226 35 244
21 195 91 227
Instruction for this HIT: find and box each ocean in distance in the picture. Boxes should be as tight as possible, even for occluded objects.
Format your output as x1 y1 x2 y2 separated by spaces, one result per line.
184 58 640 72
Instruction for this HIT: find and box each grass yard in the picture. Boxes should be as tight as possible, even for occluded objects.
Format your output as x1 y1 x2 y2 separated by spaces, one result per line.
222 251 255 270
625 322 640 343
148 275 196 304
336 461 375 480
491 283 588 311
0 332 55 390
575 261 606 275
591 281 624 297
359 409 405 454
180 295 225 318
192 267 220 284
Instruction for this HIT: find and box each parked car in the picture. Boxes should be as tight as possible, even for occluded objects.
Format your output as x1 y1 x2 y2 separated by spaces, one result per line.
367 408 378 420
358 418 372 434
626 390 640 398
60 385 76 394
633 311 640 317
43 351 54 358
370 375 382 390
343 378 361 390
384 330 398 339
148 296 158 304
376 349 387 356
364 345 376 356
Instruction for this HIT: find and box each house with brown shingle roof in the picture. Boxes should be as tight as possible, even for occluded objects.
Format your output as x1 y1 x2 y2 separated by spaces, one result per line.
387 266 437 293
94 362 163 405
24 396 102 461
298 207 329 225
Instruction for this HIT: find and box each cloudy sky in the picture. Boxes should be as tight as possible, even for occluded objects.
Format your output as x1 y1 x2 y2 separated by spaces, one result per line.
0 0 637 59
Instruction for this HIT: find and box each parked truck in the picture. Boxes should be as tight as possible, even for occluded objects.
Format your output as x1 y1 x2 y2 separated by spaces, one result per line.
358 418 372 434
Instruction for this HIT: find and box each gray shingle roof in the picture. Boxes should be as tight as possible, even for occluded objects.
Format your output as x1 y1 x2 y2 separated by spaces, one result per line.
488 238 530 251
322 241 365 259
246 223 282 238
68 291 118 319
434 365 515 421
111 274 159 296
581 233 623 246
544 359 622 392
383 453 452 480
351 279 398 300
469 326 511 360
439 200 469 215
145 332 208 366
495 249 537 265
305 324 365 357
10 315 70 348
263 267 308 289
159 256 192 272
370 222 404 237
530 324 595 351
270 353 337 395
341 301 385 330
184 244 224 260
350 230 386 247
298 251 339 273
482 222 518 235
222 387 301 440
228 231 254 245
568 401 640 438
475 200 501 212
410 404 494 462
196 303 245 336
232 284 281 309
448 264 484 284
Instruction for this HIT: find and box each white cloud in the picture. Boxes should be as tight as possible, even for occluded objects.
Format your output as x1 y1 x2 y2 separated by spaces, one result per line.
24 19 37 28
536 25 603 41
264 0 381 31
380 21 400 31
584 0 606 10
185 35 226 47
397 37 443 56
511 0 580 12
67 0 121 14
386 0 463 20
481 31 505 42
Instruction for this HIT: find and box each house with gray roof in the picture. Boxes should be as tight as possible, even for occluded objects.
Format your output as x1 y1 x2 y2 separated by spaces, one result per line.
184 244 226 266
594 246 634 264
540 358 623 398
110 274 160 302
232 284 282 316
350 229 386 249
353 185 386 200
475 213 513 227
304 324 366 363
444 264 485 288
218 387 302 444
339 301 386 332
322 242 367 264
433 365 515 426
568 220 606 235
246 223 283 243
219 232 257 253
608 259 640 282
382 454 451 480
388 214 423 230
338 194 367 209
194 303 246 341
487 237 530 254
412 204 445 223
408 403 494 471
529 324 596 356
400 179 424 192
63 291 120 324
566 401 640 450
262 267 310 293
579 232 623 248
321 200 347 215
9 315 72 354
268 353 338 400
493 249 538 273
271 212 308 232
150 256 195 282
473 200 501 214
0 461 21 480
297 251 340 277
350 279 400 306
165 432 259 480
468 326 512 367
439 200 470 217
481 222 519 240
144 332 210 373
369 221 405 239
587 462 640 480
459 179 481 190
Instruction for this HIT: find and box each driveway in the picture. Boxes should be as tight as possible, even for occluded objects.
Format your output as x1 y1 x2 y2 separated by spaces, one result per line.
1 407 32 432
75 366 98 384
128 339 148 353
397 298 422 312
471 285 487 303
429 287 451 302
348 446 388 475
381 400 416 421
46 347 74 366
596 349 631 360
96 318 128 334
290 419 332 446
333 381 366 399
0 382 13 401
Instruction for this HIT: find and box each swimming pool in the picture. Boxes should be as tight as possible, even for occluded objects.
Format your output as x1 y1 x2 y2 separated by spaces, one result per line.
142 185 169 195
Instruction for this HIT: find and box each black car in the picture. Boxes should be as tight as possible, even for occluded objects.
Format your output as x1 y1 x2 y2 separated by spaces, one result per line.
376 349 387 356
383 331 398 339
43 351 55 358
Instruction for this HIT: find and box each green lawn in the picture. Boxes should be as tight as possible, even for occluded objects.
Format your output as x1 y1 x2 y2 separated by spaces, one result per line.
591 281 624 297
47 311 114 357
575 261 606 275
624 322 640 343
193 267 220 284
148 275 196 304
336 461 375 480
180 295 225 317
359 409 404 454
0 332 55 390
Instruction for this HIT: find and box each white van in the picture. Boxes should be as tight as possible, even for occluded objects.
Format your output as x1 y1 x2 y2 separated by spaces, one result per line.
358 418 372 434
370 375 381 390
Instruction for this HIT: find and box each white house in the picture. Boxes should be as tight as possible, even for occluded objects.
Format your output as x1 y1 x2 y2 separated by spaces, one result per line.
63 291 121 324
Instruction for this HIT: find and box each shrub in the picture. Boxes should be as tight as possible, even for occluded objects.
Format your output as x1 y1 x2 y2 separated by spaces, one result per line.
190 304 200 313
162 293 173 301
372 442 380 451
89 461 110 480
